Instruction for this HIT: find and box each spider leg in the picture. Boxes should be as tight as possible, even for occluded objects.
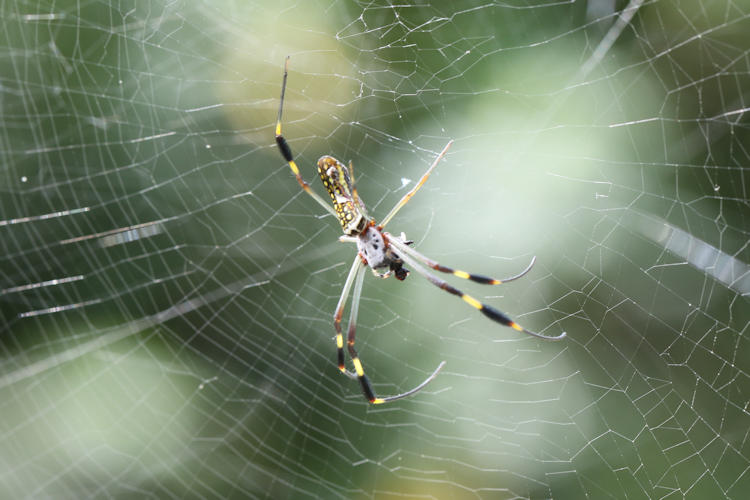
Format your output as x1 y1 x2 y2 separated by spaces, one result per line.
389 238 566 341
392 236 536 285
343 261 367 380
380 140 453 228
337 254 446 404
275 56 337 217
334 257 364 377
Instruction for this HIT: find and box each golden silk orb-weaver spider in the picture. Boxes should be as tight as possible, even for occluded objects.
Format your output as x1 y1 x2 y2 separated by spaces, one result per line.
274 57 566 404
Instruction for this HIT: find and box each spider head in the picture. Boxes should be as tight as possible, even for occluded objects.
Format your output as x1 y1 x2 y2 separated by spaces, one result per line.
392 262 410 281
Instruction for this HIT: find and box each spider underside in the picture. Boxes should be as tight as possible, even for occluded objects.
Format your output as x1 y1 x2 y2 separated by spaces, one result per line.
274 57 565 404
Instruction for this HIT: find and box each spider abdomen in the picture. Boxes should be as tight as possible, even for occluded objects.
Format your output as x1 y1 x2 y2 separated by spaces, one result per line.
317 156 366 235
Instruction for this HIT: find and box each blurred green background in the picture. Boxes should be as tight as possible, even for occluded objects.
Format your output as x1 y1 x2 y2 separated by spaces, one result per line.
2 0 749 498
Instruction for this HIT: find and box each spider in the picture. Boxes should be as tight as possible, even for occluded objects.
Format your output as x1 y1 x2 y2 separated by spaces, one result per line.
274 57 565 404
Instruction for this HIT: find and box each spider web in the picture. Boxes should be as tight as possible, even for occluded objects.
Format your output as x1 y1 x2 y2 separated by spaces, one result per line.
2 0 749 498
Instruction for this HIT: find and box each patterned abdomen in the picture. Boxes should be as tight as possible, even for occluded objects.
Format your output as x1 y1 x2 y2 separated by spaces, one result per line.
317 156 367 235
